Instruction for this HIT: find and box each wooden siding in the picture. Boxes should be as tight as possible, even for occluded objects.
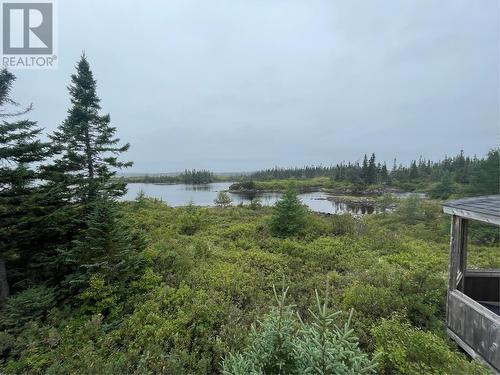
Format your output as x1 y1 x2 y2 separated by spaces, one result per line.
448 290 500 372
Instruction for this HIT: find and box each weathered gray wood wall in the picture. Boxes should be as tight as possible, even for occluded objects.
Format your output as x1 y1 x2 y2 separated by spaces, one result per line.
448 290 500 371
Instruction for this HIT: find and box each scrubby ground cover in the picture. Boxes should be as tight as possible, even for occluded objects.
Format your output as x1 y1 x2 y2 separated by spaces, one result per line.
2 196 497 374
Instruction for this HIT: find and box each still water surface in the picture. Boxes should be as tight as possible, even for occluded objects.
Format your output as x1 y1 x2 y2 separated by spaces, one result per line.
123 182 381 215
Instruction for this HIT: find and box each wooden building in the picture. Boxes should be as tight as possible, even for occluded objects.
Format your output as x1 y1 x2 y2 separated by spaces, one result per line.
443 195 500 373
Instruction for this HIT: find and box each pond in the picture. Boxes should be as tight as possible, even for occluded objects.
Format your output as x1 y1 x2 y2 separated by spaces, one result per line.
122 182 383 215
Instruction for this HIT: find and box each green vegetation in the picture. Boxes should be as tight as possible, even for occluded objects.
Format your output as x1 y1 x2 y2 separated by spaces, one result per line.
1 57 498 374
122 169 217 184
223 286 377 374
180 169 215 184
0 69 54 300
268 186 307 237
1 195 498 373
231 177 335 193
123 151 499 200
372 316 486 374
246 150 499 197
214 191 233 207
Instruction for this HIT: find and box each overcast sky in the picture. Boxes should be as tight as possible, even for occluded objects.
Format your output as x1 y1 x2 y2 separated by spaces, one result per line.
11 0 500 172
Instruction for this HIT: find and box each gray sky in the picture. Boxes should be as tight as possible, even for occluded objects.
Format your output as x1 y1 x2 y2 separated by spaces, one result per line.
11 0 500 172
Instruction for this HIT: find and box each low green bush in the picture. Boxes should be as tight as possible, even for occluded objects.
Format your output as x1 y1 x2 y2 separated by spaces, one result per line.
2 198 498 374
223 287 378 374
372 316 488 375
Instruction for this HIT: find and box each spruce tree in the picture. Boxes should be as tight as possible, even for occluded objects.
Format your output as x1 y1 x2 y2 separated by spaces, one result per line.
361 154 369 185
0 69 53 299
66 193 143 293
47 55 133 291
409 161 419 180
269 185 307 237
468 149 500 196
294 290 377 374
380 163 389 184
429 171 455 199
50 54 132 207
223 286 299 374
367 153 377 185
222 286 378 374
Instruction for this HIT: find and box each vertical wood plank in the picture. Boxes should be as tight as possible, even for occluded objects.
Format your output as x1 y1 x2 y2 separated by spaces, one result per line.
449 216 461 290
458 219 468 292
487 322 500 370
447 216 461 322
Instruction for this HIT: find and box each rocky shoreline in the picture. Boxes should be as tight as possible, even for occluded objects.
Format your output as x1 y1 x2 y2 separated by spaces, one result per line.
227 183 409 211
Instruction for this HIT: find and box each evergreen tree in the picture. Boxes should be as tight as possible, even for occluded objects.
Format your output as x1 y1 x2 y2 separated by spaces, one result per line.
50 54 132 207
453 150 467 183
468 149 500 196
248 150 491 191
0 69 53 299
223 286 377 375
380 163 389 184
361 154 369 185
214 191 232 207
409 161 419 180
47 55 133 291
66 193 144 293
181 169 214 184
367 153 377 184
429 171 455 199
294 290 377 374
269 185 307 237
223 286 298 374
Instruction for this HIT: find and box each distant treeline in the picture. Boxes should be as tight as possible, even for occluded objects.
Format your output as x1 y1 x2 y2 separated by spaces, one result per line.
180 169 214 184
124 169 215 184
250 149 499 197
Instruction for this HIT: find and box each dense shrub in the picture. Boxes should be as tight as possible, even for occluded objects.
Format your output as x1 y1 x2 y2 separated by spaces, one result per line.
343 283 404 322
469 221 500 245
329 213 359 236
240 180 256 190
2 199 497 374
372 316 488 375
428 172 456 199
396 195 425 224
178 203 205 235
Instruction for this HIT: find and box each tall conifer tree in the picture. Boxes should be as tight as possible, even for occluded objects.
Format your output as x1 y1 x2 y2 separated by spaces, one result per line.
367 153 377 184
361 154 369 185
49 55 133 292
0 69 53 299
50 54 132 207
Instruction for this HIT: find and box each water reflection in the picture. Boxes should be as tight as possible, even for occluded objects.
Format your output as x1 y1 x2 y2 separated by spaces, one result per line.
122 182 380 215
183 184 213 191
299 192 381 215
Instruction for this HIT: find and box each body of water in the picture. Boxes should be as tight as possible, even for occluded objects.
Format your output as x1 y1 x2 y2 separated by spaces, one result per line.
122 182 382 215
